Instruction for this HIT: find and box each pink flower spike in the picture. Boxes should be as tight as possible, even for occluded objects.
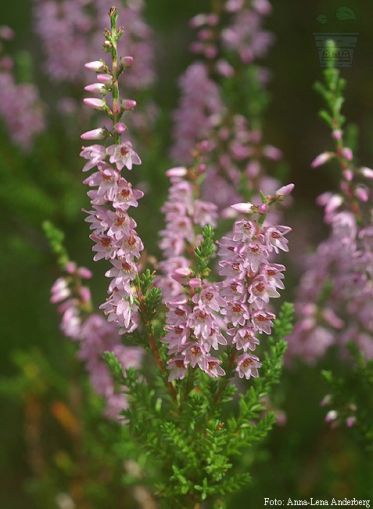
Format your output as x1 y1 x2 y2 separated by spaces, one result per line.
360 167 373 179
123 99 137 110
275 183 295 197
84 83 106 94
83 98 106 110
166 167 187 178
311 152 334 168
81 128 106 141
114 122 127 134
342 147 353 161
231 202 254 214
85 60 106 72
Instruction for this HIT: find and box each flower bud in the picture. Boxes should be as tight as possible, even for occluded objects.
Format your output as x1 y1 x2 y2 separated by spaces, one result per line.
342 147 353 161
81 128 107 140
123 99 137 111
122 56 134 68
84 83 106 94
355 185 369 202
231 202 254 214
166 167 187 178
311 152 334 168
83 98 106 110
275 183 295 197
97 73 112 84
114 122 127 134
85 60 106 72
360 167 373 179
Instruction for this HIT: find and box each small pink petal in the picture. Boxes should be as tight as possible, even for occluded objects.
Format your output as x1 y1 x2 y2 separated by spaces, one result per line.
81 128 106 140
276 183 295 196
311 152 334 168
85 60 105 72
83 98 106 110
166 167 187 178
360 167 373 179
231 202 254 214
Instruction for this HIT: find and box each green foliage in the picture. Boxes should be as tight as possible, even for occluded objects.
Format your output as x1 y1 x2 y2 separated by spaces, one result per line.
322 345 373 454
43 221 69 269
108 302 294 507
194 225 216 278
314 40 346 131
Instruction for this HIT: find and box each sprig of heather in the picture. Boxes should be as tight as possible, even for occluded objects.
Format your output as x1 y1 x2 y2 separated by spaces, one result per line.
171 0 281 211
288 42 373 362
81 8 144 334
33 0 154 89
157 143 218 302
216 184 293 380
0 27 45 149
44 221 143 420
165 183 294 382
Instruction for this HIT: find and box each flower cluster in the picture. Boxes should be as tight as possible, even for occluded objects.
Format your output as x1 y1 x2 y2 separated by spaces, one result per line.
81 9 144 333
0 27 45 149
171 63 223 164
33 0 154 88
158 159 218 302
288 65 373 362
165 185 293 381
217 190 292 379
51 261 142 419
203 114 282 211
171 0 281 212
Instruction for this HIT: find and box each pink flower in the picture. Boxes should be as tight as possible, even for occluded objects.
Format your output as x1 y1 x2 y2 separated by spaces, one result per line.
107 142 142 170
236 354 262 379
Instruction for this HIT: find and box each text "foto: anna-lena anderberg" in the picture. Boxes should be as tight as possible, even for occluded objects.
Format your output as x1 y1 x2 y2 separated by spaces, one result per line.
286 499 370 508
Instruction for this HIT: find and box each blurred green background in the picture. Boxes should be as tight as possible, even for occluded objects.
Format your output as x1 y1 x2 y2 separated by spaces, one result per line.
0 0 372 507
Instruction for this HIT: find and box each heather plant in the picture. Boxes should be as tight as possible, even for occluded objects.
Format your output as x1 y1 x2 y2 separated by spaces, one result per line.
289 42 373 363
44 8 294 507
171 0 284 212
287 43 373 478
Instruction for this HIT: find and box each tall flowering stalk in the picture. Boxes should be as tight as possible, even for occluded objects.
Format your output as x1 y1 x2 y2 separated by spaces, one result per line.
45 222 142 419
33 0 154 88
81 8 144 333
0 26 45 149
45 8 295 506
171 0 282 211
288 43 373 363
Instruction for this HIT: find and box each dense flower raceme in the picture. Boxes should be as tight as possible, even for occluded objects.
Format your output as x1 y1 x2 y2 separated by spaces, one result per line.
288 137 373 362
171 0 281 212
163 184 294 382
157 152 218 302
33 0 154 88
33 0 156 131
50 262 142 419
0 27 45 149
81 12 144 334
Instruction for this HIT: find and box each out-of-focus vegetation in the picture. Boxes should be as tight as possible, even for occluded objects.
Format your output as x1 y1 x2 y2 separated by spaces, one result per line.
0 0 372 507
